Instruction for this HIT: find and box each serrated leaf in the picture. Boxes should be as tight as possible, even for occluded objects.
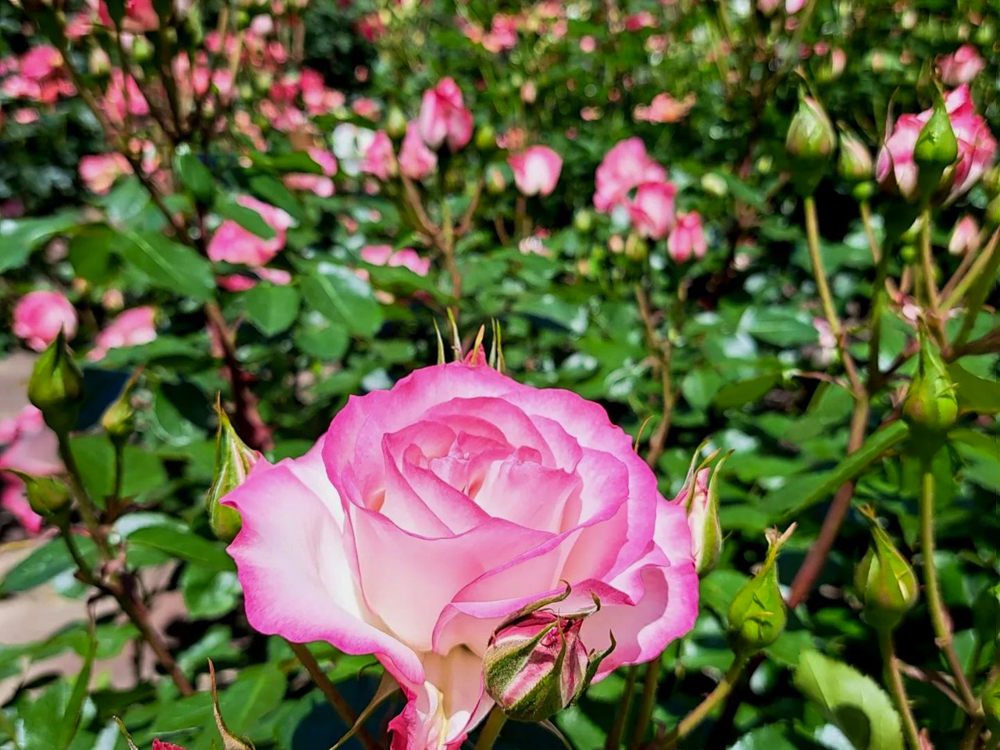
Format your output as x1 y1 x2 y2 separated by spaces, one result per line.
118 232 215 301
793 650 903 750
241 283 300 336
296 260 383 337
948 362 1000 415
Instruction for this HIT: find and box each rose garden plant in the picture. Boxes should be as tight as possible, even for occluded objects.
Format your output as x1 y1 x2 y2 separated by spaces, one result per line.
0 0 998 749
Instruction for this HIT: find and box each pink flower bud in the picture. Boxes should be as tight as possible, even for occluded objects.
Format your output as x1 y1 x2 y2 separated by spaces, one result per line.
629 182 677 240
671 451 727 576
667 211 707 263
483 586 614 723
937 45 986 86
418 78 473 151
948 215 980 256
13 290 78 352
508 146 563 197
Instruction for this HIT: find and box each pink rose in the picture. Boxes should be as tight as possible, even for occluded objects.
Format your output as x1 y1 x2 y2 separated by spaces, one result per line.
361 245 431 277
634 93 696 124
223 363 698 750
283 148 338 198
207 196 294 266
667 211 707 262
399 121 437 181
88 306 157 361
594 138 667 213
19 46 62 80
418 78 474 151
937 45 985 85
508 146 563 197
12 290 78 352
948 215 979 256
79 152 132 194
629 182 677 240
361 131 396 180
0 405 61 534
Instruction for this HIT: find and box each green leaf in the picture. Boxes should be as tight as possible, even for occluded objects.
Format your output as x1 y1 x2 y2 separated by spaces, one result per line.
127 526 236 572
728 724 798 750
241 283 300 335
0 211 82 272
793 650 903 750
761 421 910 518
68 226 119 284
213 197 277 240
0 536 97 595
249 175 303 221
741 307 818 347
176 150 216 204
58 629 95 749
117 232 215 301
713 372 782 410
250 151 325 174
947 362 1000 415
70 435 168 502
216 663 288 734
297 260 383 337
182 567 242 619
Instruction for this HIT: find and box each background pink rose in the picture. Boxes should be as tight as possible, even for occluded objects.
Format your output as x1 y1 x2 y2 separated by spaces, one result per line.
0 405 61 534
508 146 563 197
224 363 698 749
12 290 78 351
418 78 473 151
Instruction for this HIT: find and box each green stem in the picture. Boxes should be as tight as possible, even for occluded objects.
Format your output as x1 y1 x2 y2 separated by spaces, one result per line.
878 628 922 749
56 433 113 559
920 207 939 313
629 659 662 750
919 457 979 715
474 708 508 750
660 655 747 748
868 247 891 389
606 665 638 749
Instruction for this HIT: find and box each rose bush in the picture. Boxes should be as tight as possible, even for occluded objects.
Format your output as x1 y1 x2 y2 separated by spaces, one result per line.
224 362 697 747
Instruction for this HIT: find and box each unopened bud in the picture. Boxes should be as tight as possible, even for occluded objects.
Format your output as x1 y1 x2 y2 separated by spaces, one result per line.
987 195 1000 228
854 508 919 632
5 471 71 519
386 106 407 139
475 124 497 152
727 525 794 658
948 216 980 256
485 164 507 194
573 209 593 233
132 36 153 64
28 330 84 435
983 670 1000 734
206 401 260 542
837 130 873 183
672 450 728 576
483 585 614 723
914 97 959 199
786 93 836 163
89 48 111 76
101 386 135 448
624 234 648 262
902 336 958 442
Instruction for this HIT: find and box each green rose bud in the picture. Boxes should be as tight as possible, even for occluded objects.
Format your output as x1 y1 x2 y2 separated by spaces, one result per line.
485 164 507 195
727 525 795 658
902 336 958 443
28 330 84 435
206 400 260 542
475 124 497 152
483 585 614 723
838 130 873 183
573 209 594 233
984 669 1000 734
854 507 919 632
986 195 1000 229
101 387 135 449
4 470 71 519
914 96 959 199
786 92 836 195
624 234 649 262
386 106 408 139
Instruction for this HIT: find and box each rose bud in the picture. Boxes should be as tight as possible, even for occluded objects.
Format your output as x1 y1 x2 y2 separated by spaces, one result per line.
3 470 70 519
28 330 84 435
902 336 958 443
386 105 408 139
485 163 508 194
206 402 260 543
483 586 614 723
101 387 136 448
785 92 836 163
837 130 873 183
854 507 918 632
983 670 1000 734
671 451 728 576
727 525 795 658
948 215 980 256
913 96 959 199
989 196 1000 229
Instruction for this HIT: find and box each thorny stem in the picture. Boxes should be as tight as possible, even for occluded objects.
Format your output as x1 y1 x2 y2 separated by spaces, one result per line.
606 665 638 750
635 284 675 469
628 659 662 750
116 580 195 696
805 196 863 397
473 708 508 750
288 642 380 750
879 628 923 750
919 457 980 716
660 655 747 748
787 393 869 607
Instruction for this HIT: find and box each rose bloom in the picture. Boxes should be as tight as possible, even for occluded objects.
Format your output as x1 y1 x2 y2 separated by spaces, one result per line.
629 182 677 240
418 78 474 151
79 152 132 194
594 138 667 213
223 363 698 749
937 45 985 86
88 306 157 361
399 121 438 181
361 245 431 277
360 131 396 181
508 146 563 197
667 211 707 263
283 148 338 198
876 85 997 203
0 406 61 534
207 195 294 266
634 93 696 124
12 290 78 352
